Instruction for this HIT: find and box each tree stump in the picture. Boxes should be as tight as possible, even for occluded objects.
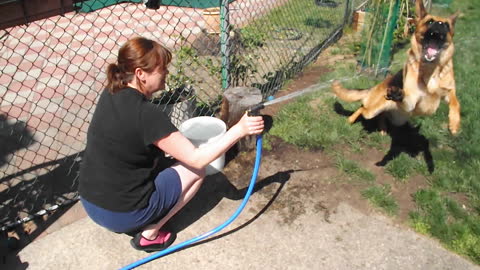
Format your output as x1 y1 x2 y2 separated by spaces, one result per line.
220 87 263 151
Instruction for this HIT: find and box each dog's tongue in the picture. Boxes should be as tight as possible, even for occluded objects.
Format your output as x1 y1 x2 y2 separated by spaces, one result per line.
427 47 438 57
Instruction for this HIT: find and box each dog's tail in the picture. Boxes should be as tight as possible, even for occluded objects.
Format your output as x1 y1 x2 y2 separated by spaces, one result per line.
331 80 369 102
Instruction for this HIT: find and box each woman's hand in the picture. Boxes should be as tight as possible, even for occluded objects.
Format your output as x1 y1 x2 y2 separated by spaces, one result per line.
233 112 264 137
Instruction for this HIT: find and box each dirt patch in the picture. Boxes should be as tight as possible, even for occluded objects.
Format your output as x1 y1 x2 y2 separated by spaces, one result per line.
223 136 375 226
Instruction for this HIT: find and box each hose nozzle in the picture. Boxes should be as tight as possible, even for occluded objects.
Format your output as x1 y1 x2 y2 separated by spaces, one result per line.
247 103 265 116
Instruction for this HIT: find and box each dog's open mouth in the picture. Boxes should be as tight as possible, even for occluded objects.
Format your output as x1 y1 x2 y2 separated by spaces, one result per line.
422 21 449 62
424 42 441 62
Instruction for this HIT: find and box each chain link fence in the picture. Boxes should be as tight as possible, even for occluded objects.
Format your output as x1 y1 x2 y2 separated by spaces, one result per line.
0 0 357 231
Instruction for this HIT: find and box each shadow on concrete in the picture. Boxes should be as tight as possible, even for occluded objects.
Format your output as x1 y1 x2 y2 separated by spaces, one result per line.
1 151 82 269
0 153 82 232
333 102 434 173
1 114 82 268
167 169 296 253
1 114 34 268
0 115 35 169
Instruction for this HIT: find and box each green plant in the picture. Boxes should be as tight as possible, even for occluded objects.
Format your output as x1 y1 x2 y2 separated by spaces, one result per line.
168 45 200 91
261 134 274 151
329 47 343 55
410 188 480 262
239 27 266 49
451 232 480 263
360 0 404 75
335 156 376 182
348 40 362 56
229 53 258 87
392 0 415 45
203 57 222 78
384 152 418 181
409 211 431 234
194 94 222 116
362 184 398 215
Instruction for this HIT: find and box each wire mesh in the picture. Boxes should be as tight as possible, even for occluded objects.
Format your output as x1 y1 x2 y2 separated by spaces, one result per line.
358 0 401 76
1 0 351 231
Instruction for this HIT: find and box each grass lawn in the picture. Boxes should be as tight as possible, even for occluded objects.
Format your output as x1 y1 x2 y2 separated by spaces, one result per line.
265 0 480 264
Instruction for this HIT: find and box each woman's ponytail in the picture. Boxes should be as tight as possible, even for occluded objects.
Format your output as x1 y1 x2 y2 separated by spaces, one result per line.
106 63 126 94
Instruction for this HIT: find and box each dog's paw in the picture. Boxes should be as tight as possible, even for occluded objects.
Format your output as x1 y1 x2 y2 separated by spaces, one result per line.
449 124 460 135
448 112 460 135
385 86 404 101
331 80 341 90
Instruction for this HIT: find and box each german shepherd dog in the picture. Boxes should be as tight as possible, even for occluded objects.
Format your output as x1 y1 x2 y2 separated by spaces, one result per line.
332 0 461 134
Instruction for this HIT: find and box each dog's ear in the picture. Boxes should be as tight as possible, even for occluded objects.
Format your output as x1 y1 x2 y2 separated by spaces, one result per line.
450 11 462 26
415 0 427 19
402 17 416 38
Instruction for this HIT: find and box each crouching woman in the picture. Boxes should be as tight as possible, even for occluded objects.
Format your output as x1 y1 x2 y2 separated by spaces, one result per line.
78 36 264 252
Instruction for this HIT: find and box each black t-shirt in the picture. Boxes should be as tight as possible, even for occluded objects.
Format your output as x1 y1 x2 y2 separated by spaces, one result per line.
78 87 177 212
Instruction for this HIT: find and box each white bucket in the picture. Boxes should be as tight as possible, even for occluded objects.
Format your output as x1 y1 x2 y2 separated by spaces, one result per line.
179 116 227 175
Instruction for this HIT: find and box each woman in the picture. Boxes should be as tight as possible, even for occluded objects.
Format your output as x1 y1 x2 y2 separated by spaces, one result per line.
78 37 264 252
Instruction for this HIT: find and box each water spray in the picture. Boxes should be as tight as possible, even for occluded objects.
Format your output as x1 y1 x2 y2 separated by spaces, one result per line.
248 77 357 116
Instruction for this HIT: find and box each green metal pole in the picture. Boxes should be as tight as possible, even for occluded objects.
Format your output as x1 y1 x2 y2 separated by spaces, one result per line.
375 0 400 75
220 0 230 90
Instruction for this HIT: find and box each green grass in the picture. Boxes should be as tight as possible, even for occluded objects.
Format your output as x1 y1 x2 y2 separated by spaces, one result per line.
254 0 345 32
267 0 480 264
335 156 376 182
239 0 345 47
384 152 429 182
268 94 368 150
410 189 480 261
361 184 398 216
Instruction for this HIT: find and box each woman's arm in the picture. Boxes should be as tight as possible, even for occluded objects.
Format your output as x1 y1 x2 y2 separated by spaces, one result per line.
155 112 264 170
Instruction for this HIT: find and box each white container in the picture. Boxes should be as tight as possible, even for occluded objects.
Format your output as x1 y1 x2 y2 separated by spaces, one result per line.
179 116 227 175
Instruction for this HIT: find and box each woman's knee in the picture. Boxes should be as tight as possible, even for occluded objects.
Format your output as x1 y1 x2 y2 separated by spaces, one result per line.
171 163 205 184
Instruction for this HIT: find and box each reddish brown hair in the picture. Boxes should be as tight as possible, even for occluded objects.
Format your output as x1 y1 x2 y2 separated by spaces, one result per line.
106 37 172 93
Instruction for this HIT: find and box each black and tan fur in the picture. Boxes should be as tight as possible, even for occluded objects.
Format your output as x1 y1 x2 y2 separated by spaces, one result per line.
332 0 461 134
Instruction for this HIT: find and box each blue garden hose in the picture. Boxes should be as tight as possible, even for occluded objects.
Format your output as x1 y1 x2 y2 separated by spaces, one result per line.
120 135 263 270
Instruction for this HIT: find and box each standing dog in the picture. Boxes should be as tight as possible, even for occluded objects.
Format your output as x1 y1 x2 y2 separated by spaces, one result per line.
332 0 461 134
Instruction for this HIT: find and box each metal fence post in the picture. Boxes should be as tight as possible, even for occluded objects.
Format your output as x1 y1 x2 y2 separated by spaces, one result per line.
220 0 230 90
